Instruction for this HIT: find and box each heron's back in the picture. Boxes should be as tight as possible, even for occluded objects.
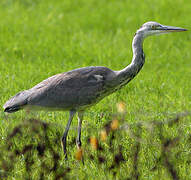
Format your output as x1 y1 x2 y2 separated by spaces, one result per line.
4 66 116 112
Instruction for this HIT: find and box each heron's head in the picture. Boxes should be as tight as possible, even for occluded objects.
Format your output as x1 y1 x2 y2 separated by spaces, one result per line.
136 21 187 38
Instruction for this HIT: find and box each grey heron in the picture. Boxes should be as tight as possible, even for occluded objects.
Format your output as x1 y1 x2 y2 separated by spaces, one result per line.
3 21 187 158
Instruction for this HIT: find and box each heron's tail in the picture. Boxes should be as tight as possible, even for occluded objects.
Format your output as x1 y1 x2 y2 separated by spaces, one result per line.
4 105 21 113
3 90 30 113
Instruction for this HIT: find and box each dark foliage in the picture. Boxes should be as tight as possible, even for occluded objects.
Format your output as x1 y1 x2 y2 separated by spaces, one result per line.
0 112 190 179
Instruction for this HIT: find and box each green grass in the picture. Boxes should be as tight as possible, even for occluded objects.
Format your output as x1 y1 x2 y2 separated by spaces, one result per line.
0 0 191 179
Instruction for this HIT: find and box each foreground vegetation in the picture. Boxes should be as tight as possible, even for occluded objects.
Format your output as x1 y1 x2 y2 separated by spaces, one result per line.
0 0 191 179
1 110 191 179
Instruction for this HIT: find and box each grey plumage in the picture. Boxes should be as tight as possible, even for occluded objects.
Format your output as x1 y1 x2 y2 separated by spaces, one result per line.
3 21 187 158
4 66 116 111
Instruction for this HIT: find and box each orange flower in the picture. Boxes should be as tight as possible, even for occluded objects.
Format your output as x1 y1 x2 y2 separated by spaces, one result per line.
110 119 119 130
75 148 83 161
116 102 126 113
90 137 98 150
100 130 107 141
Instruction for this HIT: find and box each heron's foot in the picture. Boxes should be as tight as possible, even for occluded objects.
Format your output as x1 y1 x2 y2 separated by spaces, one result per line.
63 147 68 160
76 144 81 150
61 138 68 160
76 139 82 149
64 153 68 160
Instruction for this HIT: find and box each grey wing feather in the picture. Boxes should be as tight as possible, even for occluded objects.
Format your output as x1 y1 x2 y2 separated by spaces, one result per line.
3 66 116 112
27 67 115 109
3 90 32 112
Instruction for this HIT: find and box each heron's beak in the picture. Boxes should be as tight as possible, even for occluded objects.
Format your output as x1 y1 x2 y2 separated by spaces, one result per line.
160 25 187 33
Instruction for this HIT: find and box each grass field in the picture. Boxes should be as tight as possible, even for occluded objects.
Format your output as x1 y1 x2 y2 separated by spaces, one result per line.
0 0 191 179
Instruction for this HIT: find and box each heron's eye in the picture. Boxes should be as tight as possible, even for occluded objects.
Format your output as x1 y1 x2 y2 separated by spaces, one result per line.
151 25 156 30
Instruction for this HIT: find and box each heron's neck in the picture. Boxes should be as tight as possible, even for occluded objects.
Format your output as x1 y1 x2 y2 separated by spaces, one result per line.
114 33 145 86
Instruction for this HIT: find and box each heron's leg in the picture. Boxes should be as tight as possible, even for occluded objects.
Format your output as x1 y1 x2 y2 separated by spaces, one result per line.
62 110 76 159
76 111 84 149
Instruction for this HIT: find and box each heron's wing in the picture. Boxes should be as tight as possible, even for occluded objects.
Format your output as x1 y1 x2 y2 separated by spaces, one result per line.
27 66 115 109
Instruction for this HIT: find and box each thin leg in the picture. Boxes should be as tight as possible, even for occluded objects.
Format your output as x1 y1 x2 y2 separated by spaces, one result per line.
62 110 76 159
76 111 84 149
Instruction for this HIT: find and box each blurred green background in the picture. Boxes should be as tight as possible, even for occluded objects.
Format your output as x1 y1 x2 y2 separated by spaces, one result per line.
0 0 190 179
